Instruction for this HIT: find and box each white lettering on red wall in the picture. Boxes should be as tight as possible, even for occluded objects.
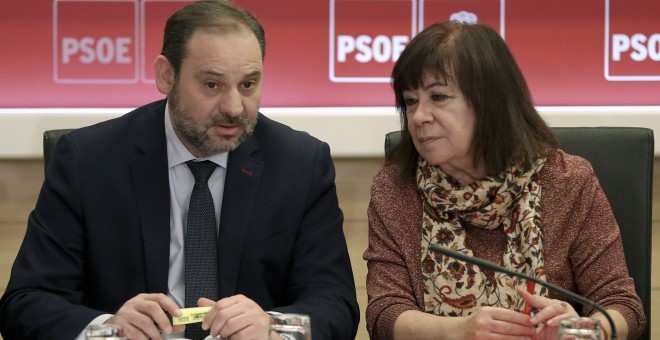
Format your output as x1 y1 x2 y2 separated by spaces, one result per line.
605 0 660 80
329 0 505 83
53 0 193 84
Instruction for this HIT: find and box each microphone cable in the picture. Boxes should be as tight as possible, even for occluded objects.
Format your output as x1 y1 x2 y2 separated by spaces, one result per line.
429 244 617 339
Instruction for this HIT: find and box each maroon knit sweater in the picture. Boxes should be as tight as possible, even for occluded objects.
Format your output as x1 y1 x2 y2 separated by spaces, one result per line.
364 150 645 339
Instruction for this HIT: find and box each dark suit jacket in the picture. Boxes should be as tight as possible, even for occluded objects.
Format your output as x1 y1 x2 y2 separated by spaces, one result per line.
0 100 359 340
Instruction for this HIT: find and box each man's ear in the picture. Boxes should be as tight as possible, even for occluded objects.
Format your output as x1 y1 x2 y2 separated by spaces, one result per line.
154 55 175 95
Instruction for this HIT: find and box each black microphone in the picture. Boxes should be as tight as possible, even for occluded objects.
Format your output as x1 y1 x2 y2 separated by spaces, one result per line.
428 244 617 339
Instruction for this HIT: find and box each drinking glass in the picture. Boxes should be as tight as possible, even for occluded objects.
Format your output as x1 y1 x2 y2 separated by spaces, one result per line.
269 313 311 340
557 317 602 340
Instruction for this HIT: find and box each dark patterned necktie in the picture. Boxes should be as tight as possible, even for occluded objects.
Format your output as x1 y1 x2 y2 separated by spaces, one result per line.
185 160 218 340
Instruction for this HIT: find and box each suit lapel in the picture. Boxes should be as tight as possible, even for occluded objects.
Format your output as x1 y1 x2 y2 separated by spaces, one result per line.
218 134 263 297
124 103 265 297
129 106 170 294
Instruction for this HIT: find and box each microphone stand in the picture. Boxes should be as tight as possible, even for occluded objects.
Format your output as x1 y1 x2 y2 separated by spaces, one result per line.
428 244 617 339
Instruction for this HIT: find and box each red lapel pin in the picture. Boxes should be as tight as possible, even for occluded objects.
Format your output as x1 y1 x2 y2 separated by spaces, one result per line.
241 168 253 176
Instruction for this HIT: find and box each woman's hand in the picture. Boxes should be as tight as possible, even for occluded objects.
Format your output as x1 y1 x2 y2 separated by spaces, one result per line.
517 287 579 340
460 306 537 339
394 307 537 340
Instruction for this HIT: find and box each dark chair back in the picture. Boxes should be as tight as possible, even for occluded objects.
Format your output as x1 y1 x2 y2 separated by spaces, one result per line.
385 127 653 339
43 129 74 173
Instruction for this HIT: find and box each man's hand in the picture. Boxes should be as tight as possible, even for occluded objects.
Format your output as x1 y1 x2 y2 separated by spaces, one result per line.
105 293 183 340
199 294 272 340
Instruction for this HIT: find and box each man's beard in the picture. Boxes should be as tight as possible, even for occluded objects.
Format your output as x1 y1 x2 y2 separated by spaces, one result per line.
169 85 257 157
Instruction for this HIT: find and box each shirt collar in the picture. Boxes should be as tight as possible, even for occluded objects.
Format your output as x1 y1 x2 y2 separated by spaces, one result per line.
165 101 229 169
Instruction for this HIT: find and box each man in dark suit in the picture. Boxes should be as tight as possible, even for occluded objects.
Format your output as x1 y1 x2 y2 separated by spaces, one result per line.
0 1 359 339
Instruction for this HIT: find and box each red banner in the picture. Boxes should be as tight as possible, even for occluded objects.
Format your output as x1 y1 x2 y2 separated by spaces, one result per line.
0 0 658 107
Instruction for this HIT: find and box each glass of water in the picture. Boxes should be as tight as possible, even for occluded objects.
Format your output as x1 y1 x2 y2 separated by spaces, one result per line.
269 313 311 340
557 317 602 340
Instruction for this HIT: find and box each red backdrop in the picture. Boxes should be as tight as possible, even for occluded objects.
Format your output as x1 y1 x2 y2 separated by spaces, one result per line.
0 0 658 107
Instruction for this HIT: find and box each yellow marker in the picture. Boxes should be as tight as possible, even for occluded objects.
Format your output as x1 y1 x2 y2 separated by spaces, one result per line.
167 306 212 325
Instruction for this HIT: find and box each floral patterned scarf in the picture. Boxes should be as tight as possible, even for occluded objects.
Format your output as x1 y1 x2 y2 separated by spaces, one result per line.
418 157 548 316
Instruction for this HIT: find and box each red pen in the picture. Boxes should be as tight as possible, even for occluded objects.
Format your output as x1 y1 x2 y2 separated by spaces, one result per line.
524 280 535 314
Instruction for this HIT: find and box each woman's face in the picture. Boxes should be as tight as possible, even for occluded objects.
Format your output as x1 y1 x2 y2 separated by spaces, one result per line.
404 73 477 174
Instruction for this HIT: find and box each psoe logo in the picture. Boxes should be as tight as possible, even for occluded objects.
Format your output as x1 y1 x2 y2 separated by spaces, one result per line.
54 0 139 84
604 0 660 81
53 0 193 84
329 0 416 83
329 0 505 83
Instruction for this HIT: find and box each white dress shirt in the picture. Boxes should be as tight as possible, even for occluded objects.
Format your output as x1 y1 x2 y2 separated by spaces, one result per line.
165 102 228 308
